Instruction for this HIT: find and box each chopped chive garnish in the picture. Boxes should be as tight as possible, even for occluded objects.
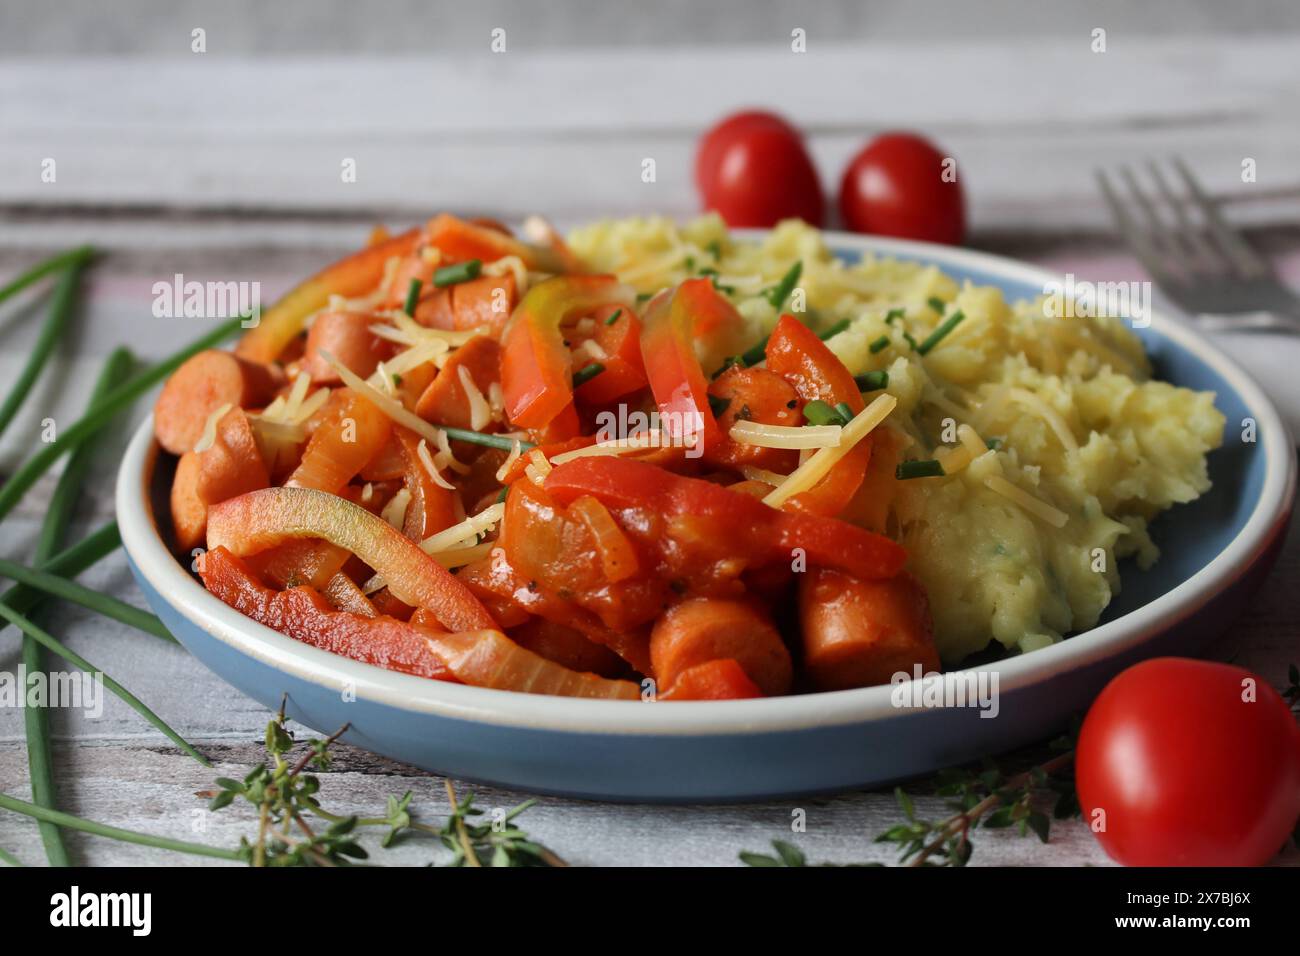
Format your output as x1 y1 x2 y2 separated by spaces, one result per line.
496 486 509 504
833 401 855 423
572 362 605 387
764 260 803 309
896 459 946 480
707 394 732 417
855 370 889 391
734 334 772 369
711 355 743 379
636 292 654 303
432 259 482 288
986 437 1002 450
441 426 534 452
903 331 919 350
869 334 891 354
819 318 850 340
392 373 402 386
402 277 422 316
706 239 723 259
917 310 966 355
928 296 946 314
604 308 623 326
802 400 843 427
684 255 695 272
884 307 905 324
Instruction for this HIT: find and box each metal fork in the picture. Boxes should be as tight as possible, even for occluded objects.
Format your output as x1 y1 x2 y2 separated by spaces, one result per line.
1097 158 1300 334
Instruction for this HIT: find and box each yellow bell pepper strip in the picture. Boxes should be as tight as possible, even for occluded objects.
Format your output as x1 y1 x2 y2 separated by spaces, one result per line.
499 274 635 429
235 228 420 364
640 278 740 451
206 486 496 632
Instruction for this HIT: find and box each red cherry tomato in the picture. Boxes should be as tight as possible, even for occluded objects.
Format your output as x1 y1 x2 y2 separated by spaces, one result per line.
1075 657 1300 867
696 111 824 228
838 132 965 244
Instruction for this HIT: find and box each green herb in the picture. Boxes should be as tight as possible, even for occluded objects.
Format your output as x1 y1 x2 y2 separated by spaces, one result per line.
495 487 509 504
0 315 245 523
440 426 534 453
884 307 905 325
820 318 850 340
392 373 402 387
985 437 1002 450
740 840 809 868
927 296 946 314
0 558 173 642
12 348 132 866
572 362 605 387
604 308 623 326
698 268 736 295
738 337 770 368
0 245 93 309
833 401 855 423
917 310 966 355
0 846 22 867
874 748 1076 867
802 400 844 427
432 259 482 288
764 260 802 309
683 255 695 272
402 277 422 316
0 602 208 766
0 792 241 861
636 292 654 303
902 331 919 350
705 239 722 260
707 394 732 418
869 334 891 354
855 370 889 392
0 255 89 440
896 459 945 480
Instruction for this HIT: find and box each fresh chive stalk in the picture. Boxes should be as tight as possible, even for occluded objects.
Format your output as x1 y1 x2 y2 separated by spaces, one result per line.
855 370 889 392
0 246 93 309
896 459 946 480
928 296 946 314
869 334 891 354
0 792 240 861
402 277 423 316
0 256 88 440
0 602 208 766
0 846 21 867
0 559 173 641
917 310 966 355
833 401 855 423
819 318 850 340
0 316 244 522
433 259 482 288
884 308 905 324
572 363 605 387
604 308 622 326
986 437 1002 450
765 261 803 309
16 347 132 865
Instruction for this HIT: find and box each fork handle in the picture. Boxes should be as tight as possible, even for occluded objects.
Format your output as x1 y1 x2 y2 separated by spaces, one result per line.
1194 311 1300 335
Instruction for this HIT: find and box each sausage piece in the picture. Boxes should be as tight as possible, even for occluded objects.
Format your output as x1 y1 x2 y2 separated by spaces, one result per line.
650 597 792 697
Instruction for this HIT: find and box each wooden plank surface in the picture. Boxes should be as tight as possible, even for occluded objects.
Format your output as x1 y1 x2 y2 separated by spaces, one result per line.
1 36 1299 866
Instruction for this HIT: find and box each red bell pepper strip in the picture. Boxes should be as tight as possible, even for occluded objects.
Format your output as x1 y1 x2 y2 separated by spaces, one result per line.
639 279 737 451
574 304 648 405
658 659 763 700
206 486 496 632
500 274 634 429
424 213 566 272
236 228 420 364
764 314 872 516
201 546 457 681
543 456 906 580
765 313 864 412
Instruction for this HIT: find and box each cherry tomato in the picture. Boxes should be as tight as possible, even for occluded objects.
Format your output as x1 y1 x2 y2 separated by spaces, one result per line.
1075 657 1300 867
838 132 965 244
696 111 824 227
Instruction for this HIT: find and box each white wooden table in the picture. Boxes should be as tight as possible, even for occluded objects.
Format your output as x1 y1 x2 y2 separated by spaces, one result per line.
1 38 1298 866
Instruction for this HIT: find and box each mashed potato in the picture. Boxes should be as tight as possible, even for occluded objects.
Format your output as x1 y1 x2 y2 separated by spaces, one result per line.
567 216 1224 664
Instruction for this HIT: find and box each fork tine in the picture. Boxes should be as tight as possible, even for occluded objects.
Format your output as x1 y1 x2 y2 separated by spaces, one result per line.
1096 168 1175 285
1172 158 1271 278
1146 160 1231 274
1119 165 1194 267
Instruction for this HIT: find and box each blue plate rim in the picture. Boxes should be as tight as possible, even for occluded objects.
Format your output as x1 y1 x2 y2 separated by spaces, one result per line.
116 229 1297 737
